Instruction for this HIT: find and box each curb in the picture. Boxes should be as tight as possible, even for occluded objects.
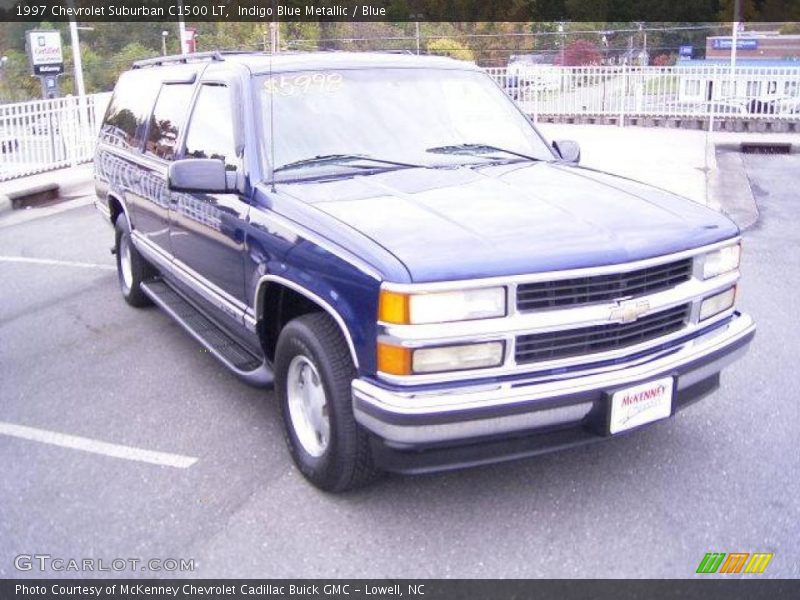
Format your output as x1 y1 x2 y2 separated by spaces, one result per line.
704 135 720 211
0 165 94 216
1 182 60 211
709 145 760 230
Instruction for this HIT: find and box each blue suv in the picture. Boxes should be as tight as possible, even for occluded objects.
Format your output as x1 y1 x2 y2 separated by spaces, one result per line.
95 51 754 491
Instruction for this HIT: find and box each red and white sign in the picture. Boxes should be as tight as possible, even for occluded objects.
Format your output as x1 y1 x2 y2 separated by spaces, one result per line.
609 376 673 434
182 28 197 54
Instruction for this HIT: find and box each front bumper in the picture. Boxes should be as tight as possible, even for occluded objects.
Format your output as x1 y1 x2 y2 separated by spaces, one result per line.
352 311 755 473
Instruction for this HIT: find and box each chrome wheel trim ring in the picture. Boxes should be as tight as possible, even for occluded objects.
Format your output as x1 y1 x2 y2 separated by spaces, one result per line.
286 355 330 457
119 234 134 292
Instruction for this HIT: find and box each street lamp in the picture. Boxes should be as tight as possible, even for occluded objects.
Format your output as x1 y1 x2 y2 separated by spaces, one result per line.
161 31 169 56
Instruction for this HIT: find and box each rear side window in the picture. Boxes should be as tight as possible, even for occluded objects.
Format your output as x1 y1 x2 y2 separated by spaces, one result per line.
100 70 160 152
183 84 238 170
145 84 194 161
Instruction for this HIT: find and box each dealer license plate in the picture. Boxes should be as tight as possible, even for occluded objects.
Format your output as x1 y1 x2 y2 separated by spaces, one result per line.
609 376 674 435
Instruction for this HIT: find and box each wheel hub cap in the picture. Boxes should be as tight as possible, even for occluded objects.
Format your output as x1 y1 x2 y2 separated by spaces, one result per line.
286 355 330 457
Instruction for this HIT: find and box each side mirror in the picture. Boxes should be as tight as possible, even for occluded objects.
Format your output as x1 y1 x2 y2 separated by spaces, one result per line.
168 158 227 193
553 140 581 164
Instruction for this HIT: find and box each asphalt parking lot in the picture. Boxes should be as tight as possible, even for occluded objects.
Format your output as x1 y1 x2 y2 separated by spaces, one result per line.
1 153 798 579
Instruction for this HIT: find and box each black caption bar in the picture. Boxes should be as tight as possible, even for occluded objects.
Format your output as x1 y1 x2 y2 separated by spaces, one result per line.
2 0 800 22
2 580 800 600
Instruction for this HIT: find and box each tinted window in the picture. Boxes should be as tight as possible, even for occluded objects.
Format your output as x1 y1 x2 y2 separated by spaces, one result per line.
145 84 194 161
183 84 238 170
100 70 160 152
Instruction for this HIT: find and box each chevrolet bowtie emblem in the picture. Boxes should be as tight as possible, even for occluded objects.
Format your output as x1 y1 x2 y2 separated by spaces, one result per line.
609 299 650 323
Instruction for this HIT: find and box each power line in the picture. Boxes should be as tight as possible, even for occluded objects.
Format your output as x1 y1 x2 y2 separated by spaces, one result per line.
286 24 730 46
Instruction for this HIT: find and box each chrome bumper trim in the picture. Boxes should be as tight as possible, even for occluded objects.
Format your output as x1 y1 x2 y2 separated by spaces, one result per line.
353 312 754 445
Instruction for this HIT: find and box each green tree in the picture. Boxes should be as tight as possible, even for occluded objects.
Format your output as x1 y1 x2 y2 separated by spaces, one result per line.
425 38 475 62
0 49 40 102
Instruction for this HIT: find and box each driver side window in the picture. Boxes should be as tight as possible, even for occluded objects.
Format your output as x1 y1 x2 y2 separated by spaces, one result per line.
183 84 239 171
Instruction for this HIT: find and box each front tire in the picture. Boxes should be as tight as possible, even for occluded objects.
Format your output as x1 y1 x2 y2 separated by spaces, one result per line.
114 215 154 308
275 312 380 492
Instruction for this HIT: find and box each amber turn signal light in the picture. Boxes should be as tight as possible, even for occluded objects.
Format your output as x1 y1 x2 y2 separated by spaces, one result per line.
378 290 410 324
377 342 412 376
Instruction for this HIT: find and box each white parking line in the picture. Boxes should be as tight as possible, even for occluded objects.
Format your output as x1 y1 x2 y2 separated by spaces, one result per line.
0 256 115 270
0 421 198 469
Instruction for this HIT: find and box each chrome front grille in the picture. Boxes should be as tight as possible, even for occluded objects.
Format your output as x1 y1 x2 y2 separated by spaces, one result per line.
516 258 693 312
515 304 690 364
377 241 742 385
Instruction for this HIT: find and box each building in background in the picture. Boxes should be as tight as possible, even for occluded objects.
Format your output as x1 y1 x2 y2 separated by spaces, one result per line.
705 32 800 61
672 31 800 112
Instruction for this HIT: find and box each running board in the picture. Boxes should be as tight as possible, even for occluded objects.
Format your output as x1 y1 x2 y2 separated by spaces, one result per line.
141 280 273 388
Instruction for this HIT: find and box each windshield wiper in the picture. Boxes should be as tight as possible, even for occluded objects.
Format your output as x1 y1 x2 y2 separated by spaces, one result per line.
273 154 423 174
426 143 543 163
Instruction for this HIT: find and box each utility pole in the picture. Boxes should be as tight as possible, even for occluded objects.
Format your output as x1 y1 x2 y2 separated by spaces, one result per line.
415 21 420 55
66 1 85 98
731 0 741 100
269 21 279 53
0 56 8 102
731 0 740 72
642 30 647 64
177 0 188 53
68 19 85 97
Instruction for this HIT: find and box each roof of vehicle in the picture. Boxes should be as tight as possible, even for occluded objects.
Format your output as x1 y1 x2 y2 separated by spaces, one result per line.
132 51 481 75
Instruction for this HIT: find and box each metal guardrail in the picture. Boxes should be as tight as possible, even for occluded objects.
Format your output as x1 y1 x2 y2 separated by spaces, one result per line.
485 65 800 123
1 65 799 183
0 93 112 182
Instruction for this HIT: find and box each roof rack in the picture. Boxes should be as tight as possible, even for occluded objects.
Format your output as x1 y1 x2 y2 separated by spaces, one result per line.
132 51 225 69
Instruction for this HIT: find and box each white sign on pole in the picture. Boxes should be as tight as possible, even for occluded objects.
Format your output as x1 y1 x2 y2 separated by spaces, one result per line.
27 30 65 75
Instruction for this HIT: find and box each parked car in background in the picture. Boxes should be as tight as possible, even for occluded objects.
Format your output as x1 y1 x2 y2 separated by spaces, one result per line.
95 51 755 491
504 73 531 101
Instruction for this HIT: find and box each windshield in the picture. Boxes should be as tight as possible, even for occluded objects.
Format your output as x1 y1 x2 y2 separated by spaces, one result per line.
257 68 554 180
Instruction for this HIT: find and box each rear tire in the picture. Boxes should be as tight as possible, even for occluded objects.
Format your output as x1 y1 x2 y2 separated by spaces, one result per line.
275 312 380 492
114 214 154 308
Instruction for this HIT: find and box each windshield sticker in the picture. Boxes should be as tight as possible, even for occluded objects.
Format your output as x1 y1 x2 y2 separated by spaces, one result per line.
264 73 343 96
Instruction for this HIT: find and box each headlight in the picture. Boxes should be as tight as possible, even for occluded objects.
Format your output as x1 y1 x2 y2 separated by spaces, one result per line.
703 243 741 279
413 342 505 374
379 287 506 324
377 341 505 375
699 286 737 321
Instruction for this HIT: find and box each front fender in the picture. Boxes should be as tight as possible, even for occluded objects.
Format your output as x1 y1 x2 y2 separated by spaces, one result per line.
249 240 382 375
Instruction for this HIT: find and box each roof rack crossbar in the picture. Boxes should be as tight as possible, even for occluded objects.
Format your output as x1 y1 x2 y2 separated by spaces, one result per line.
133 51 225 69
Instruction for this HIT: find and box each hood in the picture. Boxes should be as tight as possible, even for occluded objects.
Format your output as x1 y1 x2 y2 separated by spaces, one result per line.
276 162 738 283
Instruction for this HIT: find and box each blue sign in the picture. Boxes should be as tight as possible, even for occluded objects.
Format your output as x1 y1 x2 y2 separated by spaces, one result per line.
713 39 759 50
679 45 694 57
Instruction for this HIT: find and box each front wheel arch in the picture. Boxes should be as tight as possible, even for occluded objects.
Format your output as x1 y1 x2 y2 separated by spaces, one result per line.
255 277 360 370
